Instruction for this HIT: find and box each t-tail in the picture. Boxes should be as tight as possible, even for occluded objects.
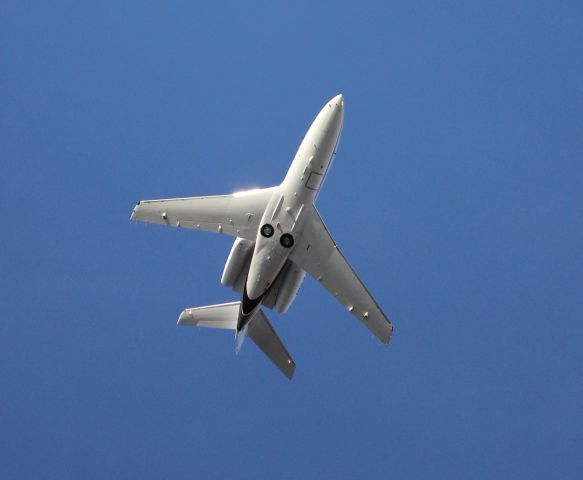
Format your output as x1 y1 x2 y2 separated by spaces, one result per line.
177 302 296 380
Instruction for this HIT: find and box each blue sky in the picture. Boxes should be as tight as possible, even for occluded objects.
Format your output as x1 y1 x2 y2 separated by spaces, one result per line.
2 1 582 478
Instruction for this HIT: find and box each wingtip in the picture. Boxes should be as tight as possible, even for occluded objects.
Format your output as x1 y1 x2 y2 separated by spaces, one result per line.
130 202 140 221
177 309 190 326
130 200 142 221
285 363 296 381
383 324 394 344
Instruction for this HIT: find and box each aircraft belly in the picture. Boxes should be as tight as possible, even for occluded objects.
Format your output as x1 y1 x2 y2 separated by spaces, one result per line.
246 240 290 300
305 171 324 190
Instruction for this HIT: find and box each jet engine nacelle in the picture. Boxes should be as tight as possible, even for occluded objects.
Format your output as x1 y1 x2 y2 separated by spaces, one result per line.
221 237 254 290
263 260 306 313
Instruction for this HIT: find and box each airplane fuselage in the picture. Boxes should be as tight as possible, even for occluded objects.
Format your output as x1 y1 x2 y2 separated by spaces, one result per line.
132 93 393 378
238 94 345 330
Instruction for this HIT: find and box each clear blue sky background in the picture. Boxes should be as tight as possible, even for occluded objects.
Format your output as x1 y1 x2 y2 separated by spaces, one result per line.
2 1 582 478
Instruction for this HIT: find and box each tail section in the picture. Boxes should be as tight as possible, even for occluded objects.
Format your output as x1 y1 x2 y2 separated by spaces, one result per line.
177 302 240 329
235 323 248 354
247 310 296 380
177 302 296 380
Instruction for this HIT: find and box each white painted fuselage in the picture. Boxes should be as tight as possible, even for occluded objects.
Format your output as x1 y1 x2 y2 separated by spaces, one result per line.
131 93 393 378
240 94 344 325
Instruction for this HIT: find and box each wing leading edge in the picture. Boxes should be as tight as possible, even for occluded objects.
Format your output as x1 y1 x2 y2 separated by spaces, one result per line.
290 208 394 343
130 187 276 240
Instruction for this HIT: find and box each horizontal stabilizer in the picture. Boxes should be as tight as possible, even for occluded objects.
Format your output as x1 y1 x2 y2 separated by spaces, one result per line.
248 310 296 380
178 302 295 379
177 302 240 329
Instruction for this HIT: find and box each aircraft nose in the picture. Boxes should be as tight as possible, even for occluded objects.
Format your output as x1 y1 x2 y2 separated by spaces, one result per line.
333 94 344 109
315 94 344 134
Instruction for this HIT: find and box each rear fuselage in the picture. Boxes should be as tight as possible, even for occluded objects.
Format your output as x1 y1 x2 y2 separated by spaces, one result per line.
238 95 344 330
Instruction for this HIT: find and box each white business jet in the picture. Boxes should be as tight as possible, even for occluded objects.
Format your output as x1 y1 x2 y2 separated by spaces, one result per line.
131 94 393 379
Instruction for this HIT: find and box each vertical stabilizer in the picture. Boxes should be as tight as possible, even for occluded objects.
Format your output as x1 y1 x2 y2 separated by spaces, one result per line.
235 323 248 354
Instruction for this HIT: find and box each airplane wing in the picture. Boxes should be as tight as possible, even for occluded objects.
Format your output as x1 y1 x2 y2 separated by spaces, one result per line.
130 187 276 240
290 208 394 343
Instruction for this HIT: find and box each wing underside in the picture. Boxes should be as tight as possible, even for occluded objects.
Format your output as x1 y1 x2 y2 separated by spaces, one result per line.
290 208 393 343
130 187 275 240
